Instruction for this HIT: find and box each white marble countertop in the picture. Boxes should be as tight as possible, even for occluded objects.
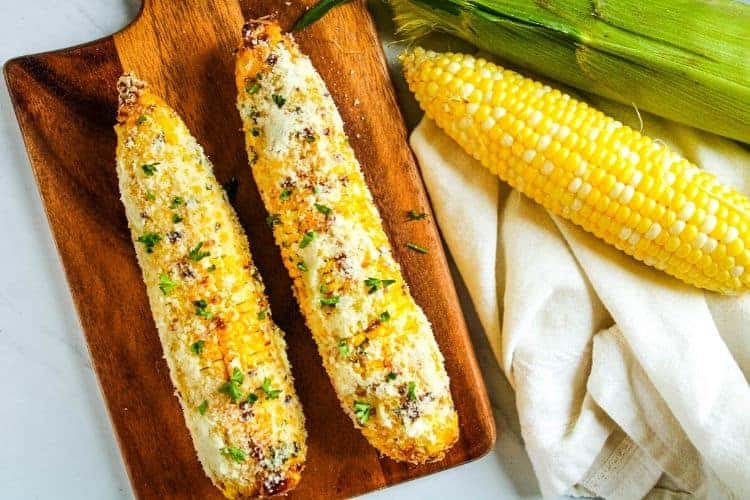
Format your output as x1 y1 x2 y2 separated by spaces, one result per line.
0 1 542 498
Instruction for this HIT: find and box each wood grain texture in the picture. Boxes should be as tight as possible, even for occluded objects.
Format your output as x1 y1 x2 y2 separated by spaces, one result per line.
4 0 495 498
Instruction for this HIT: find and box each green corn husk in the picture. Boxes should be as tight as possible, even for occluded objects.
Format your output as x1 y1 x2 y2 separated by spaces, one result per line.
392 0 750 143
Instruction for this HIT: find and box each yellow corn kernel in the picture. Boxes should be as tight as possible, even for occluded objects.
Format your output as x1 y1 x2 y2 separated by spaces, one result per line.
402 48 750 294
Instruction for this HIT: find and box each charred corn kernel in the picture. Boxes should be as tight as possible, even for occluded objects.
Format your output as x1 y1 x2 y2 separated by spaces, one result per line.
115 74 306 498
402 48 750 294
236 21 458 463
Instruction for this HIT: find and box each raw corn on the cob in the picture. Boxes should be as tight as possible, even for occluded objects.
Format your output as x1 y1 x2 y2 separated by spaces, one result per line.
402 48 750 294
235 21 459 463
115 74 306 498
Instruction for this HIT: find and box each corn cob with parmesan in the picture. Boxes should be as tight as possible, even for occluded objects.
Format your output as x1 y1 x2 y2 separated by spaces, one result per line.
235 21 459 463
402 48 750 294
115 74 306 497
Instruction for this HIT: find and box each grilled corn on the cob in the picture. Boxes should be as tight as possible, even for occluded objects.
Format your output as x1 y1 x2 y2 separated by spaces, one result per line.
235 21 459 463
115 74 306 497
402 48 750 294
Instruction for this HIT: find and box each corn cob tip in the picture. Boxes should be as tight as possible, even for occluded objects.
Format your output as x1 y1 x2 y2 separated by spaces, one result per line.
116 72 147 123
241 16 280 49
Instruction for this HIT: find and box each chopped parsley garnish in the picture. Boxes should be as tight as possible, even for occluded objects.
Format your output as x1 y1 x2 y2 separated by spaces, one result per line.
299 230 315 248
197 400 209 415
364 277 396 294
251 127 260 137
272 94 286 108
353 401 372 425
145 190 156 201
190 340 205 355
337 339 349 357
221 446 246 463
255 72 264 80
406 242 429 254
141 163 159 176
137 232 161 253
170 196 184 209
304 133 316 143
246 393 259 405
172 213 183 224
207 264 216 272
386 372 397 381
266 214 281 228
188 242 210 261
407 210 428 220
223 177 238 203
314 203 332 215
260 377 281 399
219 367 244 402
297 261 308 272
320 295 340 307
246 81 261 94
136 114 147 125
257 309 267 320
193 299 213 319
280 188 292 201
158 273 176 295
319 284 328 293
407 381 417 401
379 311 391 322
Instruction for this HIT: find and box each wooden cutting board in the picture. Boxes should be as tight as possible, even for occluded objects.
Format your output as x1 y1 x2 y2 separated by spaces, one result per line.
4 0 495 497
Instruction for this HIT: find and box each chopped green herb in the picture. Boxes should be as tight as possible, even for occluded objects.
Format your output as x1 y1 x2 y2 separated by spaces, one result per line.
170 196 184 209
136 114 147 125
272 94 286 108
260 377 282 399
137 232 161 253
280 188 292 201
386 372 397 381
304 133 316 143
145 190 156 201
257 309 267 320
297 261 308 272
246 81 261 94
314 203 332 215
320 295 340 307
223 177 239 203
407 210 428 220
251 127 260 137
364 277 396 294
255 72 264 81
141 163 159 176
246 392 259 405
219 367 244 402
406 242 429 254
299 230 315 248
319 284 328 293
379 310 391 322
158 273 176 295
338 339 349 357
221 446 246 463
353 401 372 425
312 185 320 194
172 213 183 224
197 400 209 415
193 299 213 319
189 242 210 261
407 381 417 401
292 0 352 32
266 214 281 228
191 340 205 355
207 264 216 272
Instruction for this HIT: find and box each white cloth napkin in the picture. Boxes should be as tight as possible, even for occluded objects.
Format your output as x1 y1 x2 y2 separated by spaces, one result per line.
409 97 750 499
